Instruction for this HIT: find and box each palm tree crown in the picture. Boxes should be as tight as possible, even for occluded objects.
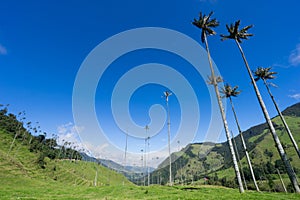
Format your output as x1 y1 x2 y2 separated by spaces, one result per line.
221 20 253 43
254 67 277 82
207 75 223 85
221 84 241 98
192 11 219 43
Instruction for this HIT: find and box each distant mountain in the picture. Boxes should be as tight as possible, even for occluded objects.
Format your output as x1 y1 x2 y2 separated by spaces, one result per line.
81 152 154 183
282 102 300 117
81 152 154 173
151 102 300 191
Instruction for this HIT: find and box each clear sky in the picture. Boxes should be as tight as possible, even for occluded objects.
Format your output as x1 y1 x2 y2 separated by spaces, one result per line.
1 0 300 167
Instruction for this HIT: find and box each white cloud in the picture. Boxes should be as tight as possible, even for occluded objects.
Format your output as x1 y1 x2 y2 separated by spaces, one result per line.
289 44 300 66
56 122 85 150
0 44 7 55
83 142 110 158
289 93 300 100
55 123 178 168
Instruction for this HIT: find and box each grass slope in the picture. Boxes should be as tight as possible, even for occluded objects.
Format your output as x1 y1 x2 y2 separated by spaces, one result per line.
1 178 300 199
0 129 131 188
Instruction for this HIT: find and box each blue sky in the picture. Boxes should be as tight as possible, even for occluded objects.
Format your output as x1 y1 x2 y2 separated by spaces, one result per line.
1 0 300 166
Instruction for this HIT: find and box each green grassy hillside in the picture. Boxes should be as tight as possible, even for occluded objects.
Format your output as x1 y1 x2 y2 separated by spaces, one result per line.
3 124 300 199
1 103 300 198
151 103 300 192
0 129 131 187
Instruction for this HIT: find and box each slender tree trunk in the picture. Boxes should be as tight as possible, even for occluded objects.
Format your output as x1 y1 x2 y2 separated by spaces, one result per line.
144 138 147 186
123 131 128 186
94 167 98 186
8 130 19 155
8 123 23 155
166 98 172 186
204 33 244 193
276 168 287 193
263 79 300 159
231 131 248 190
229 97 260 191
235 39 300 193
147 138 150 186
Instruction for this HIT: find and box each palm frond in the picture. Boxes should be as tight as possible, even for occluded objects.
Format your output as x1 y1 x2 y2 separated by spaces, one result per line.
240 25 253 33
220 35 230 41
268 82 278 88
207 75 223 85
254 66 277 81
221 83 241 98
221 20 253 43
192 11 219 43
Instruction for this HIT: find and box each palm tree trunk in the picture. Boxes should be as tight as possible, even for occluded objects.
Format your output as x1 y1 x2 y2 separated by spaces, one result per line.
235 39 300 193
144 137 147 186
123 131 128 186
204 33 244 193
229 97 260 191
231 131 248 190
8 123 24 156
277 168 287 193
147 138 150 186
94 166 98 186
166 99 172 186
263 79 300 159
8 130 19 155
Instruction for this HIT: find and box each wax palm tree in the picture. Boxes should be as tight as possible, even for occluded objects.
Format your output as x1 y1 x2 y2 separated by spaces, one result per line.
123 129 128 186
8 111 25 155
145 125 150 186
254 67 300 159
221 84 259 191
163 91 173 186
221 20 300 193
193 12 244 193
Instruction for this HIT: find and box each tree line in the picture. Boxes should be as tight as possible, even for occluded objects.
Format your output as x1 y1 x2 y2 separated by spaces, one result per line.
0 104 82 169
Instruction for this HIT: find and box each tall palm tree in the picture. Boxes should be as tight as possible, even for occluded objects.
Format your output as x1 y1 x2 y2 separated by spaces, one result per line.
163 90 173 186
221 84 259 191
123 129 128 186
221 20 300 193
193 12 244 193
8 111 25 155
145 125 150 186
254 67 300 159
140 149 145 186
